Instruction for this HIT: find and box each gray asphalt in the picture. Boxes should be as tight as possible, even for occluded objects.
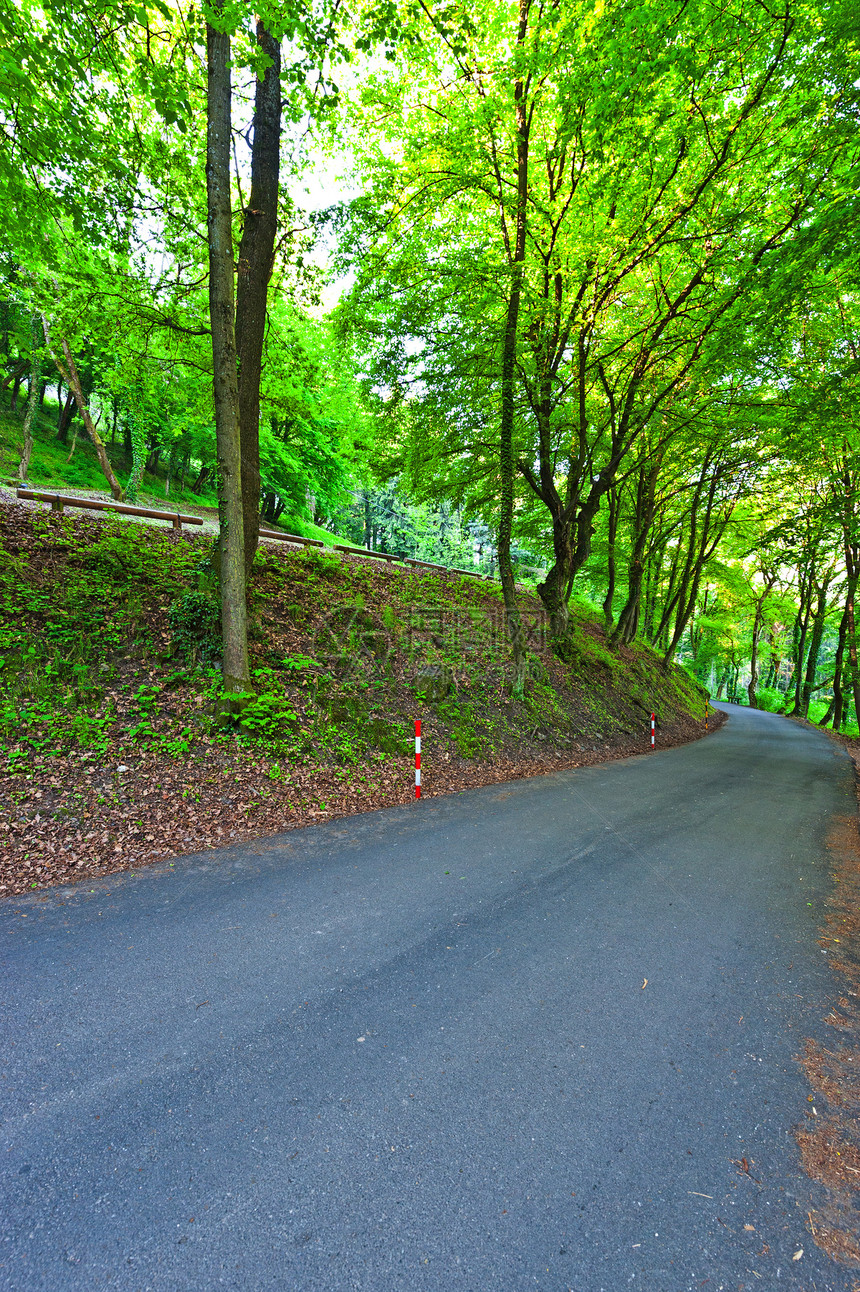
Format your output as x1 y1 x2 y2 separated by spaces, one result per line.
0 704 855 1291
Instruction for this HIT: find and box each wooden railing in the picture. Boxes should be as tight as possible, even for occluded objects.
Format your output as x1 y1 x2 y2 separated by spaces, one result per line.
17 489 204 530
259 527 490 578
17 490 499 580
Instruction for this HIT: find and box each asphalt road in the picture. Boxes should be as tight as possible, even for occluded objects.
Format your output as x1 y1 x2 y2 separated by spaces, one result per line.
1 704 856 1291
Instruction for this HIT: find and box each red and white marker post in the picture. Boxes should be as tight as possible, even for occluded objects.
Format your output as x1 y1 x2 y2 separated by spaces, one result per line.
415 719 421 799
650 713 656 749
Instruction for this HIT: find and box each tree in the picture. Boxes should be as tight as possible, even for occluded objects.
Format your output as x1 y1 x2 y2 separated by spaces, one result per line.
339 0 847 674
236 20 281 579
206 9 249 691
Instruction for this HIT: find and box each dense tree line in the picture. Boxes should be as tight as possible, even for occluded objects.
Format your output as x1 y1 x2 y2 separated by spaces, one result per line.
0 0 858 709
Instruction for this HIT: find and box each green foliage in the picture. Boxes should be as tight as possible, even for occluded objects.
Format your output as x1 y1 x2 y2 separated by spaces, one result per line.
437 697 484 759
234 691 299 739
300 547 344 581
754 687 786 714
280 653 322 671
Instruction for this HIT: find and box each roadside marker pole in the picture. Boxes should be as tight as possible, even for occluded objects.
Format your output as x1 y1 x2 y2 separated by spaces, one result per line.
415 719 421 799
650 713 656 749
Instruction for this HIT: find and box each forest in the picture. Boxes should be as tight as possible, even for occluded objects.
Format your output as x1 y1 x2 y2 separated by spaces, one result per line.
1 0 859 726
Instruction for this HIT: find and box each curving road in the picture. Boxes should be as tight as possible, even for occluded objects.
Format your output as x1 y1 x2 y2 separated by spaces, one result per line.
0 704 856 1290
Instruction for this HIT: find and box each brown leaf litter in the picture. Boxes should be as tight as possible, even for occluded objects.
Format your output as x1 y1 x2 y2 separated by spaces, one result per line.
795 732 860 1267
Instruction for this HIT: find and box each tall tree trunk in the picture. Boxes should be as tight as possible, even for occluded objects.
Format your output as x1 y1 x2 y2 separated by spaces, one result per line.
207 15 249 691
497 0 531 697
800 583 829 717
16 318 39 482
236 20 281 581
499 272 527 695
746 603 764 707
42 321 123 499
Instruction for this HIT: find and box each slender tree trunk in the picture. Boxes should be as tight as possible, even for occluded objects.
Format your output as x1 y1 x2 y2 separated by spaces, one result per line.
236 20 281 580
788 603 811 717
612 460 662 647
746 574 777 708
650 539 679 645
42 321 123 499
642 543 662 642
843 548 860 732
207 15 249 691
846 596 860 730
762 630 778 687
800 585 829 717
747 605 764 708
837 663 849 730
822 604 849 727
662 477 731 667
602 485 618 631
612 558 645 646
17 319 39 481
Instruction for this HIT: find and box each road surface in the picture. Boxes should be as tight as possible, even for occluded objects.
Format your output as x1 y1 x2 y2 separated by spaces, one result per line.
0 704 855 1290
